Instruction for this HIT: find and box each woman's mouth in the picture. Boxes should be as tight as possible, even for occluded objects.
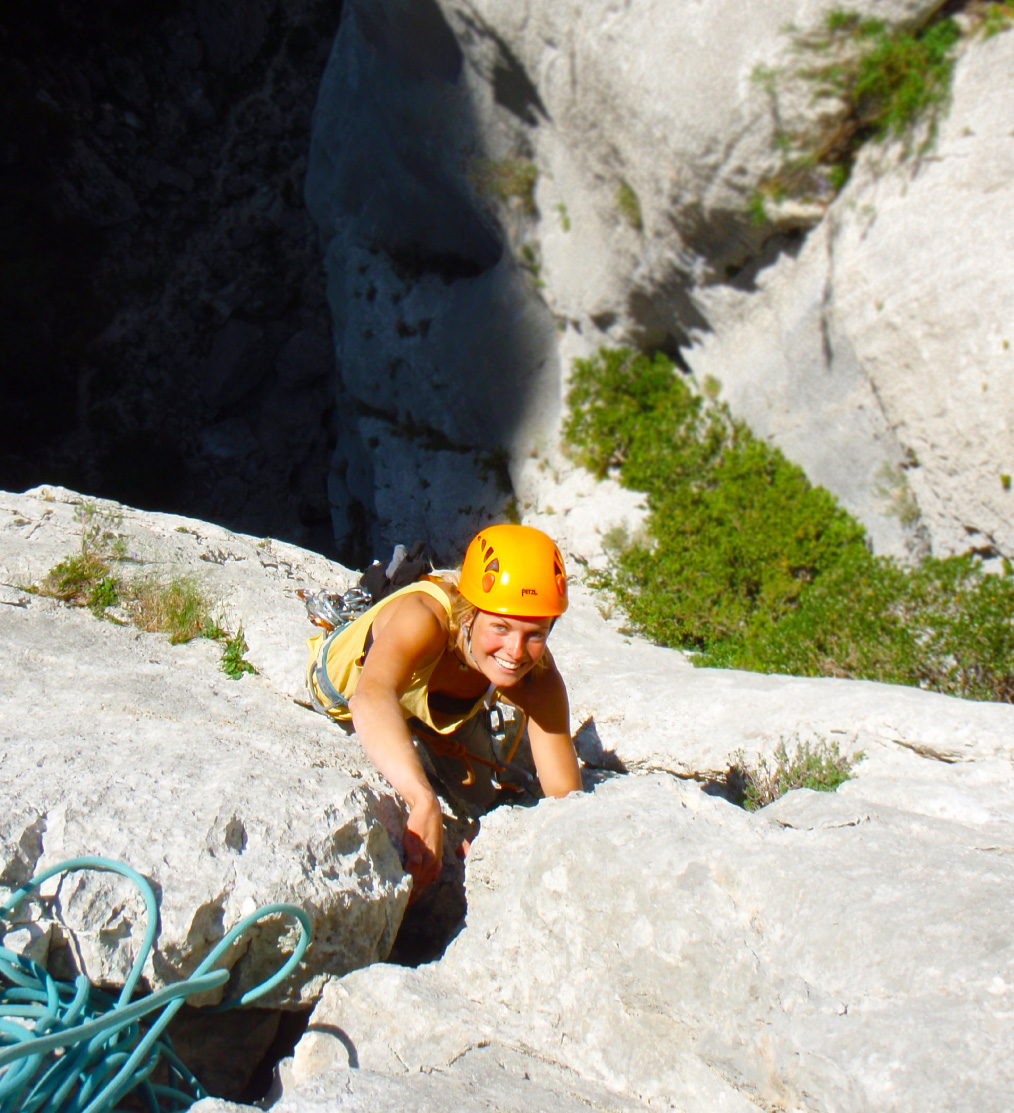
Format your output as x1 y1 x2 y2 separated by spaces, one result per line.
491 655 523 673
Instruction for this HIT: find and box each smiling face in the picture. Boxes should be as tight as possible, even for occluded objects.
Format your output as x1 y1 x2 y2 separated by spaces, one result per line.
465 610 554 686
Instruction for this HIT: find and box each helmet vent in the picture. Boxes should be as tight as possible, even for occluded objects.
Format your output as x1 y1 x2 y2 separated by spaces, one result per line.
485 557 499 573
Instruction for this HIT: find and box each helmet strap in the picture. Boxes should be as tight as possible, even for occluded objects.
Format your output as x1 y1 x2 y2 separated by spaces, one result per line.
456 619 478 671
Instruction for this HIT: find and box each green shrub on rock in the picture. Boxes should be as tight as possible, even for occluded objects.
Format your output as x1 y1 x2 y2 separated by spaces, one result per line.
564 348 1014 702
564 348 867 650
729 737 864 811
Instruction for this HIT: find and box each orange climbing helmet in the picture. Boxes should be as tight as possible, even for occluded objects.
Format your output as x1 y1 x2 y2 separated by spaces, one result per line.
458 524 568 617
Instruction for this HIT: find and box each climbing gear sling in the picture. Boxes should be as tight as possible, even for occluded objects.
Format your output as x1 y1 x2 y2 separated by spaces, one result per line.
299 542 434 715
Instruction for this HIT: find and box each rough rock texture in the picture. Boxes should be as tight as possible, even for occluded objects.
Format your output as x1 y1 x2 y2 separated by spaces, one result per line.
303 0 1003 560
7 485 1014 1108
267 761 1014 1112
0 487 411 1006
686 27 1014 559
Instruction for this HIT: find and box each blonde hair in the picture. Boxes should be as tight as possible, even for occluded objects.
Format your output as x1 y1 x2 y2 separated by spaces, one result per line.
429 570 478 650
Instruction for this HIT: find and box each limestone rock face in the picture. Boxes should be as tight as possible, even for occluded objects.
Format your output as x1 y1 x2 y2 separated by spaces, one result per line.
0 488 411 1006
304 0 1008 561
686 28 1014 559
279 767 1014 1112
7 485 1014 1109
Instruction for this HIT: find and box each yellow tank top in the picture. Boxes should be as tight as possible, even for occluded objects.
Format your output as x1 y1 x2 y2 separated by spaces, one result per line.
305 580 493 733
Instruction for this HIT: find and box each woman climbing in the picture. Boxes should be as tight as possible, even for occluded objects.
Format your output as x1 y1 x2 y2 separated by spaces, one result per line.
305 524 582 896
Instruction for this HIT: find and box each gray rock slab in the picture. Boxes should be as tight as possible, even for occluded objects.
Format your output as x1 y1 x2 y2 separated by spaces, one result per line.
305 0 947 552
687 29 1014 560
0 487 410 1006
554 583 1014 824
289 773 1014 1112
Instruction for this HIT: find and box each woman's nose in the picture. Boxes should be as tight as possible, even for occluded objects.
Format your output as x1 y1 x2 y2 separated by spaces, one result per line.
504 632 524 659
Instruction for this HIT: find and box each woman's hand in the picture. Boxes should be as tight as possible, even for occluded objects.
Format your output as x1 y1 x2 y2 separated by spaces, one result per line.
403 792 444 900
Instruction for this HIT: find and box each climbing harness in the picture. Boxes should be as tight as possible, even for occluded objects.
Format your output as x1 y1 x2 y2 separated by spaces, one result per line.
421 712 535 792
0 856 310 1113
298 584 375 715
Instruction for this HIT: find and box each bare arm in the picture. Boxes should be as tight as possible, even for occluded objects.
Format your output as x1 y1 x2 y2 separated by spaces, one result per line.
348 594 448 894
512 658 582 798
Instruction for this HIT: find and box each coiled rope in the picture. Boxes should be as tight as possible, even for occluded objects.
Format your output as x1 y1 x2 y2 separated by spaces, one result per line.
0 856 311 1113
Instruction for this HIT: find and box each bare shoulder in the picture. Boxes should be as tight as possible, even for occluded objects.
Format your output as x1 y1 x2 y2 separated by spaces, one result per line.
369 585 449 654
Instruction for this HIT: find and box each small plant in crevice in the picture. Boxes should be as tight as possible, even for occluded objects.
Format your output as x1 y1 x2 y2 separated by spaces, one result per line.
616 181 643 231
751 9 963 217
220 628 258 680
726 737 864 811
470 156 539 215
518 241 544 289
88 575 119 616
478 445 514 495
978 1 1014 40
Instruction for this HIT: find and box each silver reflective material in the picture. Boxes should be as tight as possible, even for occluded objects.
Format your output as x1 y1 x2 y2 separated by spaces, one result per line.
298 587 373 632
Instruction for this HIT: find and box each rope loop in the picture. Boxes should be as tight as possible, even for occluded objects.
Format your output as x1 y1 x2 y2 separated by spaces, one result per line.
0 857 311 1113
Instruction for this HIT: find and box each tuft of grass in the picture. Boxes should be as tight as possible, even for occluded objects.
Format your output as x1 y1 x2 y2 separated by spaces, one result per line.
616 181 643 231
564 348 1014 702
42 551 112 604
752 11 963 214
220 628 258 679
125 573 217 644
979 1 1014 39
34 502 258 679
470 157 539 215
749 189 771 227
728 738 863 810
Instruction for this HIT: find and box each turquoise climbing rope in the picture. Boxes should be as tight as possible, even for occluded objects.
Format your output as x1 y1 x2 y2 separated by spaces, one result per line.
0 856 311 1113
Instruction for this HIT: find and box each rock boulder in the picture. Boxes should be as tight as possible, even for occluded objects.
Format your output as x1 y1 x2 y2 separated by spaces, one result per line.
0 487 411 1007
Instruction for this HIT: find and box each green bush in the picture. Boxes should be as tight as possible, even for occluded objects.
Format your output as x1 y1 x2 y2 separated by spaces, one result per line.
753 10 962 211
565 349 867 649
565 348 1014 702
